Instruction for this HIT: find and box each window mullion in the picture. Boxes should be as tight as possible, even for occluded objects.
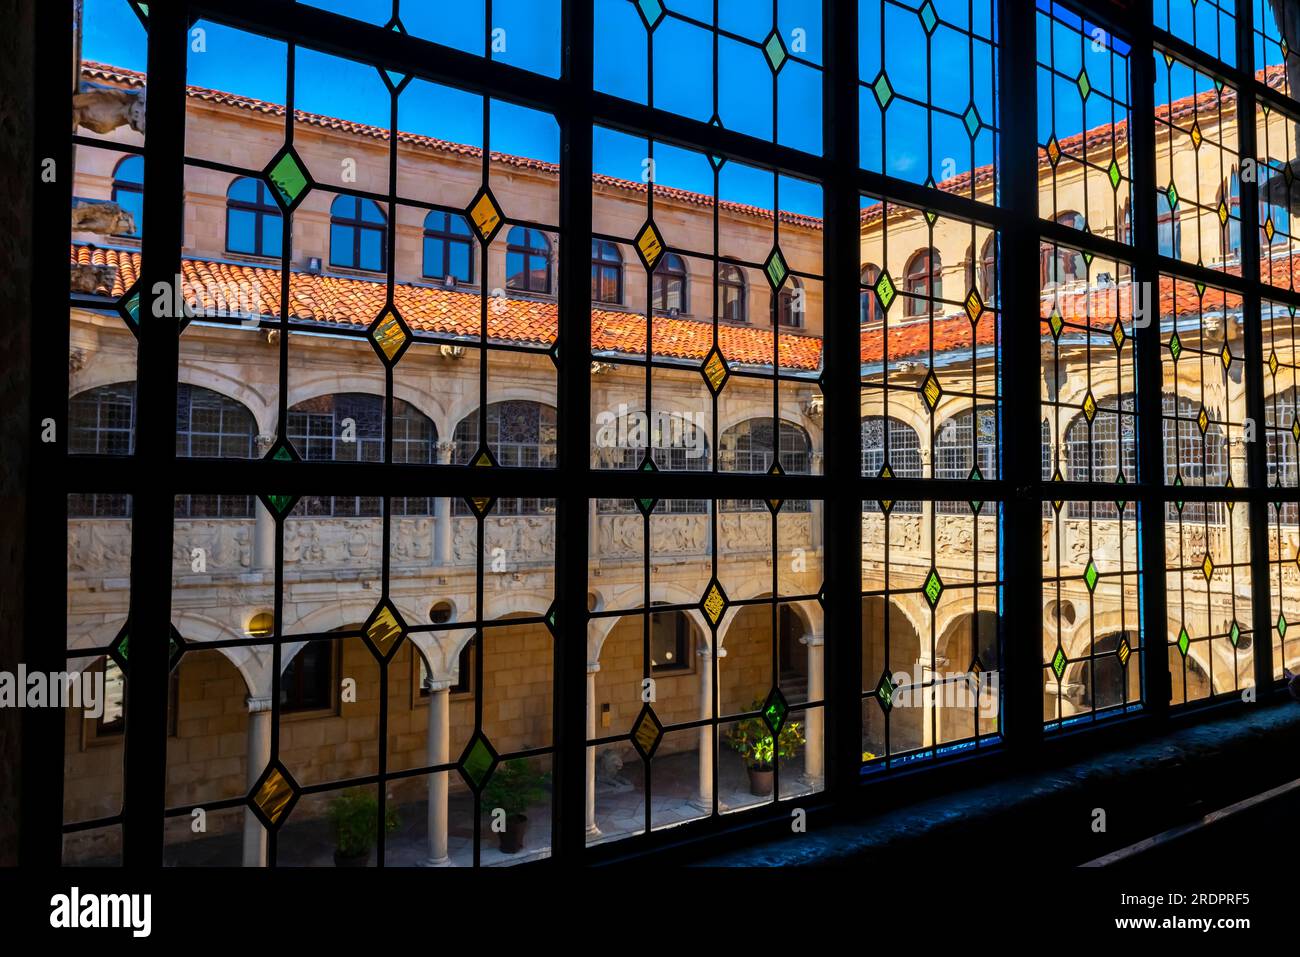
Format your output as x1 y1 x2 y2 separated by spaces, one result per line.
553 0 594 864
997 0 1045 757
1130 1 1173 719
121 2 187 867
823 0 863 800
1235 0 1276 692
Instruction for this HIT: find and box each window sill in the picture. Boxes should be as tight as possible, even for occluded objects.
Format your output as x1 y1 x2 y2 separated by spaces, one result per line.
691 697 1300 867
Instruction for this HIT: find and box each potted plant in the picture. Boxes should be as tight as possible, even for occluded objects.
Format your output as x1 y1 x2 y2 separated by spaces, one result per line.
725 701 806 796
481 758 549 854
326 788 399 867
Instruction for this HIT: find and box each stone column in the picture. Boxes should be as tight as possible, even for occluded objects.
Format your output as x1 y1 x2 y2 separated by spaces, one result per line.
434 442 455 565
694 644 725 810
242 695 273 867
586 663 600 835
423 678 453 866
253 434 277 570
800 632 825 782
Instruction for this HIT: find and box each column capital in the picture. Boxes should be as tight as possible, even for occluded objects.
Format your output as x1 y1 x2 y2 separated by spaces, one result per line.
586 662 601 674
799 632 825 647
424 678 455 694
698 645 727 659
246 695 273 714
254 434 277 456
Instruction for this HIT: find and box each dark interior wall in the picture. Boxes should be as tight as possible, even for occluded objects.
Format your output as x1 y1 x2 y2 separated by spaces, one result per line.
0 0 35 867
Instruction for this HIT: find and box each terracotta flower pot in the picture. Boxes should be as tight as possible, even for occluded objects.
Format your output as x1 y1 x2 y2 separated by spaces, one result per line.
498 813 529 854
747 766 774 797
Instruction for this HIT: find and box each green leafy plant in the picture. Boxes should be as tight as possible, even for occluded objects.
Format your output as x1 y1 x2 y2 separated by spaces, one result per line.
327 788 399 857
725 700 805 770
481 758 550 818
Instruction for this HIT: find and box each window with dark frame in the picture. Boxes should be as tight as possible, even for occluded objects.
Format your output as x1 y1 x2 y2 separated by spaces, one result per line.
506 225 552 293
226 176 283 258
42 0 1295 871
422 210 475 283
329 194 387 272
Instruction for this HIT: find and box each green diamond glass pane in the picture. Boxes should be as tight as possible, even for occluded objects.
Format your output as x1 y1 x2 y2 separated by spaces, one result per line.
463 736 493 788
123 290 140 327
1279 615 1288 638
872 72 894 110
267 150 309 207
1107 158 1121 190
635 0 665 29
1229 620 1241 646
1169 332 1182 360
272 444 292 462
919 0 938 33
876 673 894 711
1083 559 1099 592
763 689 789 734
876 270 896 311
266 494 293 514
765 248 788 289
1177 627 1190 657
763 31 787 72
1076 68 1091 100
1051 646 1067 680
1167 182 1179 210
923 568 943 607
114 631 130 662
963 104 981 137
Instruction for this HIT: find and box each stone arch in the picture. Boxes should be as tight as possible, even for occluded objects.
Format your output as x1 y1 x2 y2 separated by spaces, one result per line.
861 595 924 757
177 364 277 437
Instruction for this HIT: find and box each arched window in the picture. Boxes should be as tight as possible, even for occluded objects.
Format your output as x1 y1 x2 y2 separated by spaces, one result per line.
1221 168 1241 258
423 211 474 283
287 394 436 516
860 264 881 324
861 415 922 513
594 411 708 514
1041 213 1087 285
718 417 812 474
1260 157 1292 246
718 417 812 511
111 155 144 239
1157 191 1180 259
1064 393 1137 517
774 276 804 328
69 383 258 517
1266 387 1300 521
453 401 557 515
649 607 699 674
591 239 623 304
904 249 941 316
1163 392 1227 523
281 639 337 713
329 195 387 272
935 406 997 513
719 264 746 322
1041 418 1053 480
977 235 996 301
506 226 552 293
652 253 689 313
226 176 282 258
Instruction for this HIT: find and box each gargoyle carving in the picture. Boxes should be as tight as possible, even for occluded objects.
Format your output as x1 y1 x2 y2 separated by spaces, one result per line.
71 201 136 237
69 262 116 295
72 85 146 135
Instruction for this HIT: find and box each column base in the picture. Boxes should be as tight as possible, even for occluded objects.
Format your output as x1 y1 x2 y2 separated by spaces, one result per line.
585 823 602 837
421 855 452 867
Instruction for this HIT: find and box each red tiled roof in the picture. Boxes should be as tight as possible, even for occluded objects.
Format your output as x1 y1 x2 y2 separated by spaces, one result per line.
71 244 826 371
79 62 823 232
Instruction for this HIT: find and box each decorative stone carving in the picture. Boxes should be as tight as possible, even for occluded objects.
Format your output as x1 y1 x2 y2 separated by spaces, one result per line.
71 201 136 237
72 84 146 135
70 263 116 295
67 520 133 574
171 520 253 572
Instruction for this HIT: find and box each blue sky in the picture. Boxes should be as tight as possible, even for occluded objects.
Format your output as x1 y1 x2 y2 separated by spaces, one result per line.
82 0 1253 219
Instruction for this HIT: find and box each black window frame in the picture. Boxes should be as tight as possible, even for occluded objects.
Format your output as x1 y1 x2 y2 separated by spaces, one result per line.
422 210 475 283
225 175 283 258
506 225 552 293
329 194 388 273
32 0 1293 870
